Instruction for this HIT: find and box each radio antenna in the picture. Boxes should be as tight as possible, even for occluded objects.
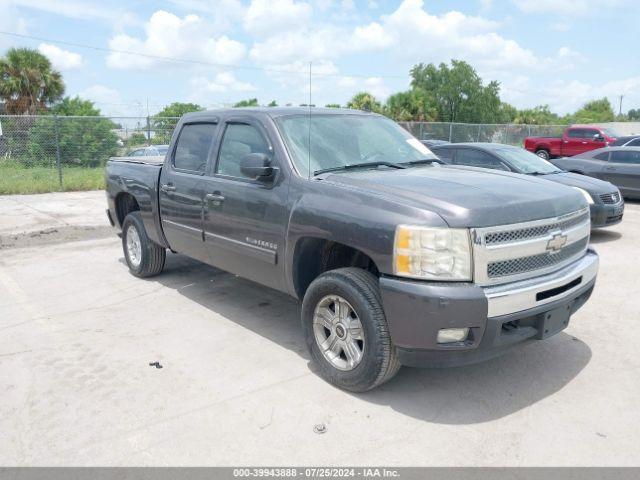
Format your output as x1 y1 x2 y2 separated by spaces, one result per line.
308 60 312 180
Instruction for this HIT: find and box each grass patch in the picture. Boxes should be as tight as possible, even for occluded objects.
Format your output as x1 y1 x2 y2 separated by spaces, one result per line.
0 163 105 195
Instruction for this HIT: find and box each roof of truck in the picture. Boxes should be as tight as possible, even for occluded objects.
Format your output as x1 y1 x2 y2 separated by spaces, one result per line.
182 107 377 119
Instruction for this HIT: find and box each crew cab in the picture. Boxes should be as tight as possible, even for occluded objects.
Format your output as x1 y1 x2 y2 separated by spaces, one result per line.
106 108 599 392
524 125 619 160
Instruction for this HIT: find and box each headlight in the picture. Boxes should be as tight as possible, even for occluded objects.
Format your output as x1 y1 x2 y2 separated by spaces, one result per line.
573 187 594 205
394 226 472 281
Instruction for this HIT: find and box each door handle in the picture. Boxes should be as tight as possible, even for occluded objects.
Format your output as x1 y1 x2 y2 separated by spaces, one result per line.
581 141 587 144
160 183 176 192
605 167 616 171
205 193 225 206
563 141 569 144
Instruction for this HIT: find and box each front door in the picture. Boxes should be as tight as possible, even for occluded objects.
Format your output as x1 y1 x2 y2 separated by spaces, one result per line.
158 122 218 263
201 117 290 291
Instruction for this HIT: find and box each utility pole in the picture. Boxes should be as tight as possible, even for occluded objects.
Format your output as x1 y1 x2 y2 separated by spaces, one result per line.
618 94 624 116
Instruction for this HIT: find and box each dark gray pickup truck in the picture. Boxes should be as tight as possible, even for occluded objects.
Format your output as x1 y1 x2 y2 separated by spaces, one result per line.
106 108 599 391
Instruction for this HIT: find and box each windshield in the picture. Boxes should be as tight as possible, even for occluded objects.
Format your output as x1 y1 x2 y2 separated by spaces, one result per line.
601 128 620 138
494 146 563 174
275 114 437 177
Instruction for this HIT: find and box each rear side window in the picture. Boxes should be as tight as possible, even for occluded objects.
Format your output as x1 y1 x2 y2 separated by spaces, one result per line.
594 152 610 161
173 123 217 173
611 150 640 164
567 129 585 138
217 123 271 179
455 149 507 170
434 148 455 161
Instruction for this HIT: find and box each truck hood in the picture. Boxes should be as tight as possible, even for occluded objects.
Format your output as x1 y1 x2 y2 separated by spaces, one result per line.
323 165 586 228
538 172 618 195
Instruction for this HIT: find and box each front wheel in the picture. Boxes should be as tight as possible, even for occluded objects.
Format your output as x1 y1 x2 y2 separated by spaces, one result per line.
121 211 166 277
301 268 400 392
535 149 550 160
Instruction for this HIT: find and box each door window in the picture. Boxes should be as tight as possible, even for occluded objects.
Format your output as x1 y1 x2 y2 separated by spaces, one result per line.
173 123 217 173
610 150 640 164
583 129 600 140
217 123 271 179
455 149 508 170
594 152 610 161
628 138 640 147
567 129 586 138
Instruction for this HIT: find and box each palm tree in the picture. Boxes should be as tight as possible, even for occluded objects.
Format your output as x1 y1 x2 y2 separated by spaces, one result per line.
0 48 65 115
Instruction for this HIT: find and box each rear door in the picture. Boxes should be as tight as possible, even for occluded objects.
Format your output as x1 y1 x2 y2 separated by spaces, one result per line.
200 115 290 291
158 121 218 263
602 150 640 197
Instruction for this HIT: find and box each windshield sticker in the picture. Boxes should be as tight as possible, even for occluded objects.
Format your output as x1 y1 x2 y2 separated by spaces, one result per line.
406 138 433 155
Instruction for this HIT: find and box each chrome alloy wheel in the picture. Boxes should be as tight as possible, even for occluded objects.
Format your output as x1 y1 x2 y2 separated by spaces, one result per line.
312 295 365 371
126 225 142 268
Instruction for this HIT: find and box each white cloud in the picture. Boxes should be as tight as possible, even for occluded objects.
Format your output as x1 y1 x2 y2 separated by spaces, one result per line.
38 43 83 70
500 75 640 114
244 0 312 36
512 0 626 14
12 0 125 21
0 1 27 49
191 72 257 94
106 10 246 70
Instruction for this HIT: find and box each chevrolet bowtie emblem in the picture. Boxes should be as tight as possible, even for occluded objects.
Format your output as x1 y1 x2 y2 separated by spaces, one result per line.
547 232 568 253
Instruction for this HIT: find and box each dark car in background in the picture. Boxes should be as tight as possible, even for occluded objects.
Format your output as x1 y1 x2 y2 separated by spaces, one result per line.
420 139 450 148
431 143 624 228
610 136 640 147
550 147 640 200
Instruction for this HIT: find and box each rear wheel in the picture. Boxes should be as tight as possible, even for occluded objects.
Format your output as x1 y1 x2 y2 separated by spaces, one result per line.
535 149 550 160
301 268 400 392
122 212 166 278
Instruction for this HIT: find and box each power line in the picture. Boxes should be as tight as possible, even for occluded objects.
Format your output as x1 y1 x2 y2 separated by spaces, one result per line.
0 30 408 80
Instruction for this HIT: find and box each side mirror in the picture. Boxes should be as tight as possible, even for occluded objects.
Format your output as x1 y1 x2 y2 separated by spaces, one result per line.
594 133 604 142
240 152 274 180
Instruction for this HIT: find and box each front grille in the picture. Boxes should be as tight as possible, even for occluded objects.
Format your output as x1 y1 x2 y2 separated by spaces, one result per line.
600 192 620 204
487 237 589 278
485 210 590 245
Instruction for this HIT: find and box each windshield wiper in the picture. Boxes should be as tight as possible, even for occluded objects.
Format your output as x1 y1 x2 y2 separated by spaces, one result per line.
400 158 445 166
314 161 406 176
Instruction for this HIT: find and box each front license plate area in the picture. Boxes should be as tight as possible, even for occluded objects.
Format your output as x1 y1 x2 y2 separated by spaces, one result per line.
537 305 571 340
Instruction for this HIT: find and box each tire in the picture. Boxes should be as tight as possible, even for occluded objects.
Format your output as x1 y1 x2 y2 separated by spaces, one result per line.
121 211 166 278
301 268 401 392
535 149 550 160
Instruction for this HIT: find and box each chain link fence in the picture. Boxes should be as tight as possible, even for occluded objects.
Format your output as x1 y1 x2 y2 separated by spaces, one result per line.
399 122 565 146
0 115 180 194
0 115 568 194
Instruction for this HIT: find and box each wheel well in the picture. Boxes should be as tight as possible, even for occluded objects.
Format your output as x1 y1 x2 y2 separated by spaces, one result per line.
292 238 380 299
115 192 140 227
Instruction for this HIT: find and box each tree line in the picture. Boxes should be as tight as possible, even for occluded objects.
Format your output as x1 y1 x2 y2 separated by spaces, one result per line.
1 47 638 169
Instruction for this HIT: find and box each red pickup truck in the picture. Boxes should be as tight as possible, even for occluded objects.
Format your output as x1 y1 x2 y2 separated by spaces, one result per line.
524 125 618 160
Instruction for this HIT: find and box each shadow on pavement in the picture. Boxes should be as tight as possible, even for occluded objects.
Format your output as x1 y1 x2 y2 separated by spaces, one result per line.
144 252 592 425
590 229 622 244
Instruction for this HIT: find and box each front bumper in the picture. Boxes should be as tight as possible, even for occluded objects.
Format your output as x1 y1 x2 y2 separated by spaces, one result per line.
590 202 624 228
380 249 598 368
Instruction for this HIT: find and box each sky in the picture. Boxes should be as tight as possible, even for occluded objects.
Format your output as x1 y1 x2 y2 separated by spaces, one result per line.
0 0 639 118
